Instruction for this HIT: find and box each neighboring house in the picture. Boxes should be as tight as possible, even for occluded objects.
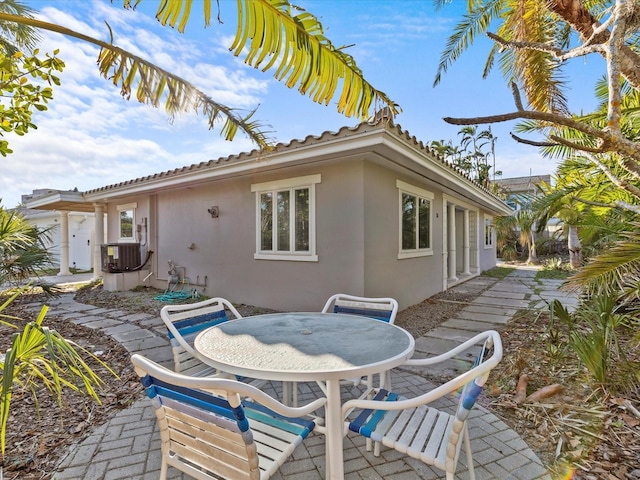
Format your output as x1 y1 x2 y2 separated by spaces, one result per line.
494 175 551 212
494 175 562 237
25 120 511 311
17 190 103 272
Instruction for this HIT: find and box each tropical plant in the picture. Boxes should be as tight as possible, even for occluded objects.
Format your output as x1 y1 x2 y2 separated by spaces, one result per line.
493 212 519 260
0 47 65 156
436 1 640 304
430 126 500 185
435 0 640 198
0 0 40 55
530 82 640 291
531 179 584 268
0 285 115 456
0 0 398 152
514 208 538 264
566 226 640 297
0 204 54 285
547 295 639 392
493 198 539 264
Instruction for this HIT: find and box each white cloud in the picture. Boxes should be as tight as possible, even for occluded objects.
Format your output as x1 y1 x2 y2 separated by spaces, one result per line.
2 0 601 209
2 1 272 208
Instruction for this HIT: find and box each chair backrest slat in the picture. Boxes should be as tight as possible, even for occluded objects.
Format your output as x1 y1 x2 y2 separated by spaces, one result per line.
323 294 399 324
141 373 259 480
170 309 228 339
132 353 321 480
244 401 313 438
161 297 243 374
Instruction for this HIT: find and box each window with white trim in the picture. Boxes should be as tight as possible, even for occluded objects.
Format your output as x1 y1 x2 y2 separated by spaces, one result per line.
397 180 433 259
484 215 494 248
117 203 136 241
251 175 320 261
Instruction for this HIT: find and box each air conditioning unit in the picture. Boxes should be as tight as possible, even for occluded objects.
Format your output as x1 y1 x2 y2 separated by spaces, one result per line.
101 243 141 272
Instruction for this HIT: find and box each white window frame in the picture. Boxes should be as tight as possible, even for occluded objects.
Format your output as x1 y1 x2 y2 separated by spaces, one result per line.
251 174 320 262
484 215 494 248
397 180 434 259
117 202 137 242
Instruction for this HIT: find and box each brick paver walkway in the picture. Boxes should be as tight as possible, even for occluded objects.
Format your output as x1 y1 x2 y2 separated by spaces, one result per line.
33 266 577 479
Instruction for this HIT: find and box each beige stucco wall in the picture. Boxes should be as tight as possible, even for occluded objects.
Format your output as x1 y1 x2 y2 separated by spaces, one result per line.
102 158 501 311
134 162 370 311
361 163 446 308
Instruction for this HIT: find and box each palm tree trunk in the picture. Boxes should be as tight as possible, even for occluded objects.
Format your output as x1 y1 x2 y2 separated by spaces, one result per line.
527 231 538 264
567 224 582 268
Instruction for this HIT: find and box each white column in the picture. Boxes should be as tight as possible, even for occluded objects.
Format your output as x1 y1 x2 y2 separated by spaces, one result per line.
448 203 458 281
463 209 471 275
92 204 105 280
57 211 71 276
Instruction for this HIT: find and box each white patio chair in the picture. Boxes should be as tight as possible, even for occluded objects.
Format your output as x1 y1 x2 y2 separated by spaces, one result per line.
161 297 243 377
343 330 503 480
322 293 399 390
322 293 399 324
131 354 326 480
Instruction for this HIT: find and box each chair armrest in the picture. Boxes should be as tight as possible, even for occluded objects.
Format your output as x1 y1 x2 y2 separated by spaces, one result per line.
199 379 326 418
403 330 502 366
342 374 465 418
342 330 503 418
132 353 326 419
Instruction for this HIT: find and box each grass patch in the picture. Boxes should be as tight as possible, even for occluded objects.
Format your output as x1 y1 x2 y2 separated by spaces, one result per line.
37 267 92 276
482 266 514 279
535 269 572 280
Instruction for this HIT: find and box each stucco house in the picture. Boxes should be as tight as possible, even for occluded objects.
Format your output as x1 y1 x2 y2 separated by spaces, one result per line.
17 190 104 273
25 120 511 311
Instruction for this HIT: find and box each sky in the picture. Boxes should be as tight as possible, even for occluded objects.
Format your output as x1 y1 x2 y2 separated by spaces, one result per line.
2 0 606 209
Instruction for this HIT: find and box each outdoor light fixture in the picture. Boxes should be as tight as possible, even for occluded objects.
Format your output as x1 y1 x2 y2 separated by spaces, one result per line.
207 206 220 218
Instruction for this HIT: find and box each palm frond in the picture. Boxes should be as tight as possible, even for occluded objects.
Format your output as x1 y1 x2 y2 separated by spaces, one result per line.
497 0 568 114
0 303 117 455
127 0 213 31
566 226 640 292
230 0 398 120
0 0 41 55
434 0 504 86
0 12 272 148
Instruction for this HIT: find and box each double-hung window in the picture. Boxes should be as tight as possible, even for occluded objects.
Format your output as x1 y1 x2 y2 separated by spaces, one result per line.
251 174 320 261
117 203 136 241
397 180 433 259
484 215 494 248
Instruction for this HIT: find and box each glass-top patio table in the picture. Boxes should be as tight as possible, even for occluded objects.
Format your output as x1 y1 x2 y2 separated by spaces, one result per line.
194 312 415 480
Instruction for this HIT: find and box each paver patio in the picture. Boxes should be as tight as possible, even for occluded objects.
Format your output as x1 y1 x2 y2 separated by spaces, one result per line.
37 266 571 480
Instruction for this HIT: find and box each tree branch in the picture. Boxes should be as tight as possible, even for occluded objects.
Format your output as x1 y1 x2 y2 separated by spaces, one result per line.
547 0 640 90
511 82 524 111
486 31 604 61
444 83 640 166
547 134 606 153
509 132 555 147
615 200 640 214
605 0 626 136
444 109 604 141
